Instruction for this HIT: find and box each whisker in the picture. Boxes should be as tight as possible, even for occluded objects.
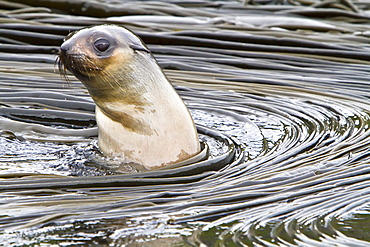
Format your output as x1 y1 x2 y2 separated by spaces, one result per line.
101 69 122 90
55 52 71 86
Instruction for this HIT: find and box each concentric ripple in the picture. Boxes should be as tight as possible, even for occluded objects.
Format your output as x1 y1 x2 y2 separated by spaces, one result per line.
2 0 370 246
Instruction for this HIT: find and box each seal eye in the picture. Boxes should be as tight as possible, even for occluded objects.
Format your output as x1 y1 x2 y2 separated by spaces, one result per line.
94 39 110 52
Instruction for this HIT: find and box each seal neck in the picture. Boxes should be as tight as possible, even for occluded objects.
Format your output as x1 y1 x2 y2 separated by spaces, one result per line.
94 50 200 168
88 52 172 107
92 51 193 136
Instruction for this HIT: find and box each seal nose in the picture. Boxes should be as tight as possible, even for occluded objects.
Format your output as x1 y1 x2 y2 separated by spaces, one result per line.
60 42 70 56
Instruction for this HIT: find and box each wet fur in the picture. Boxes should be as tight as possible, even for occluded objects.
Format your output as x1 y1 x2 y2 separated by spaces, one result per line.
57 24 200 169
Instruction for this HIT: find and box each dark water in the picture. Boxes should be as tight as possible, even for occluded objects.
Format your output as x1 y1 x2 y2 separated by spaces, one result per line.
1 0 370 246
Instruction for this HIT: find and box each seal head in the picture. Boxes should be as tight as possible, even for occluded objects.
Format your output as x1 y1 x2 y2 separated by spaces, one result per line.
58 24 200 169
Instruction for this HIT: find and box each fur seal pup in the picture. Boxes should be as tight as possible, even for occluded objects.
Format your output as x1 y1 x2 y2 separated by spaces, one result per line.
58 24 200 169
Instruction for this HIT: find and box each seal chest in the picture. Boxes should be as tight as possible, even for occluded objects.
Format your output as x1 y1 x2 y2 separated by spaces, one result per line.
58 24 200 169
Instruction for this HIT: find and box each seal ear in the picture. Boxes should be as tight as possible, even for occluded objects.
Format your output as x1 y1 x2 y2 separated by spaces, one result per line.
130 44 151 54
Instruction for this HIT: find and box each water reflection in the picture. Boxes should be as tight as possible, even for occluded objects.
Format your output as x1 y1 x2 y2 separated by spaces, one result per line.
1 0 370 246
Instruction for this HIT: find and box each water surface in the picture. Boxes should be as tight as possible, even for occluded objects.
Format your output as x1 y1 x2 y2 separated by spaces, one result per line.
1 0 370 246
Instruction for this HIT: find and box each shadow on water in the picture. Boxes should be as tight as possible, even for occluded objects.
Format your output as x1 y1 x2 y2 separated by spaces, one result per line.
1 0 370 246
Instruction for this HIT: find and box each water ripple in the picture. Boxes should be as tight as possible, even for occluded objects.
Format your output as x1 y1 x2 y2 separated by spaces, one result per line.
2 1 370 245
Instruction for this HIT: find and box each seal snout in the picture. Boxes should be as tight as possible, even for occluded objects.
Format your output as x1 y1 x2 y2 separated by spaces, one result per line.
60 42 70 57
57 44 74 76
59 41 80 59
58 38 102 80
